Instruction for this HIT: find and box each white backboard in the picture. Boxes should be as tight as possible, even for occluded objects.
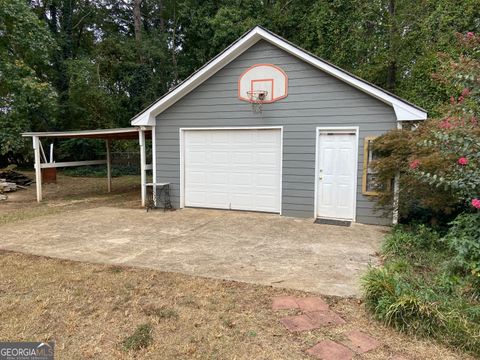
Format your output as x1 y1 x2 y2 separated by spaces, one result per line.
238 64 288 103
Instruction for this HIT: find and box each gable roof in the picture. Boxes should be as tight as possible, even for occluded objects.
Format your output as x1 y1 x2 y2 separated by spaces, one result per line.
131 26 427 126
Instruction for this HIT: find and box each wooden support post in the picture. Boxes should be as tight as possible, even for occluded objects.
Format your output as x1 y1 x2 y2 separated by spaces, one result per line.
32 136 42 202
139 129 146 207
106 139 112 193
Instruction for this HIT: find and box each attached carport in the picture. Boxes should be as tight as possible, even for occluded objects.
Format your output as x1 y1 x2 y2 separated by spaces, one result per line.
22 127 152 205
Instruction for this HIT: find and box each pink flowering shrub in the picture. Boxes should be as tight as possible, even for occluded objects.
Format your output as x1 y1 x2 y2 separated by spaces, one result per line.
410 32 479 211
370 32 479 220
415 131 479 209
472 199 480 209
409 159 420 169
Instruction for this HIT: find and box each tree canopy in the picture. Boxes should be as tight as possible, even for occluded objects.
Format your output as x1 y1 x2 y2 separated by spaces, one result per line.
1 0 479 162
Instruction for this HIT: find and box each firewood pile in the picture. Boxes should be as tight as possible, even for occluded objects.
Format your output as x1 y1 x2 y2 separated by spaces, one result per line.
0 170 33 200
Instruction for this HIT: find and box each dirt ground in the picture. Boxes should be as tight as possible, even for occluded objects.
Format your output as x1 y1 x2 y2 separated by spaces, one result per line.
0 171 141 223
0 173 473 359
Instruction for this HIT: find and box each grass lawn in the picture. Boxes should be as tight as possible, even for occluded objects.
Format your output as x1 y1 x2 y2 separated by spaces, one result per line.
0 173 474 359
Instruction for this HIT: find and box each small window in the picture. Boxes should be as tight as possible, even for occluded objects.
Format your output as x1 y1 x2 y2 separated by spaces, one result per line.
362 136 387 195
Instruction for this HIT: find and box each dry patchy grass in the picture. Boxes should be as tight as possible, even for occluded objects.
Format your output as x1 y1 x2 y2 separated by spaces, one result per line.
0 172 140 225
0 251 472 360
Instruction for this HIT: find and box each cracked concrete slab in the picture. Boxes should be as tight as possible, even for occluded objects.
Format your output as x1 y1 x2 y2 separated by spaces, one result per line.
0 207 387 297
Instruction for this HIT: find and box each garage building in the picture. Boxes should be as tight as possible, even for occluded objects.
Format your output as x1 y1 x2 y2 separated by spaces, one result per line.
131 26 427 225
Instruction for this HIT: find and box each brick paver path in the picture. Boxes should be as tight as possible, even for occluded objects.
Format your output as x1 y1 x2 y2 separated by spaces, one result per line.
272 295 388 359
306 340 354 360
342 330 381 354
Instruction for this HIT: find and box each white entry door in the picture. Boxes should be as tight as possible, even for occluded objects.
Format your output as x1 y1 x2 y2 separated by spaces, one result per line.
316 131 357 220
183 129 281 213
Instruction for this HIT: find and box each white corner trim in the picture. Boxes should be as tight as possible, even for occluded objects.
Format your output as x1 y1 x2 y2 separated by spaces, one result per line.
131 26 427 126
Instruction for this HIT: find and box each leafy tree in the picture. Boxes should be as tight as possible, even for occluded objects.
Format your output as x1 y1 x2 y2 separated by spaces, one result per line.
0 0 57 161
2 0 480 166
372 32 480 222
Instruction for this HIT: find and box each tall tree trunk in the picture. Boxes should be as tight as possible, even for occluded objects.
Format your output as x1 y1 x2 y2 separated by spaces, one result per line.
158 0 164 31
386 0 397 92
171 2 178 82
133 0 143 61
47 0 58 33
62 0 74 59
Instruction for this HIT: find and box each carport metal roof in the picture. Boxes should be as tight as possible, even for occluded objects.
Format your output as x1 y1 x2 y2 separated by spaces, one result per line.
22 127 151 140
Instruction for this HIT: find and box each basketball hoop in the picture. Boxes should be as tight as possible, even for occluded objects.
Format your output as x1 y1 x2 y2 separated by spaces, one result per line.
247 90 268 113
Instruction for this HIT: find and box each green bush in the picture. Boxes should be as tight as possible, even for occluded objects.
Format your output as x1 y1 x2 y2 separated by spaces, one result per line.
382 225 440 259
62 164 139 178
444 212 480 278
363 219 480 356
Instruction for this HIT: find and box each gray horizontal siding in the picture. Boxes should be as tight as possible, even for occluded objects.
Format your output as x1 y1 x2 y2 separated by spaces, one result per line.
155 40 396 225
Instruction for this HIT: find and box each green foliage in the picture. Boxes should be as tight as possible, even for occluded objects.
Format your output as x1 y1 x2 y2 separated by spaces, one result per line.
122 323 153 352
372 32 480 223
56 139 105 162
62 165 138 178
2 0 480 166
416 131 480 203
382 225 440 259
0 0 57 158
444 213 480 279
363 223 480 355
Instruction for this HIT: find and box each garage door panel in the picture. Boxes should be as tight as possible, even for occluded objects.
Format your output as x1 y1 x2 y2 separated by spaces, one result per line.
232 151 254 164
187 131 208 144
208 172 229 186
186 191 207 205
187 171 206 185
184 129 281 213
231 193 254 207
230 173 254 186
232 130 254 143
211 131 229 144
256 151 278 165
255 195 278 208
256 173 277 186
211 151 229 163
187 151 207 164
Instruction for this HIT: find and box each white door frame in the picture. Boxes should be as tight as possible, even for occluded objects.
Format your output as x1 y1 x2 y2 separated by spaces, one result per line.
179 126 284 214
314 126 359 221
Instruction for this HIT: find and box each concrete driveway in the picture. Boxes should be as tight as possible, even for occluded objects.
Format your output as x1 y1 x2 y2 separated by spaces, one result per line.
0 207 386 297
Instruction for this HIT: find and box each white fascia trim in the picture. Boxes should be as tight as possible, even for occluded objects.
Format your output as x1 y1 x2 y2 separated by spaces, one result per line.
132 27 427 126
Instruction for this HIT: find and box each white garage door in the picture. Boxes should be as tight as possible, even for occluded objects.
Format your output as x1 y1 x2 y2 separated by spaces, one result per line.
183 129 281 213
